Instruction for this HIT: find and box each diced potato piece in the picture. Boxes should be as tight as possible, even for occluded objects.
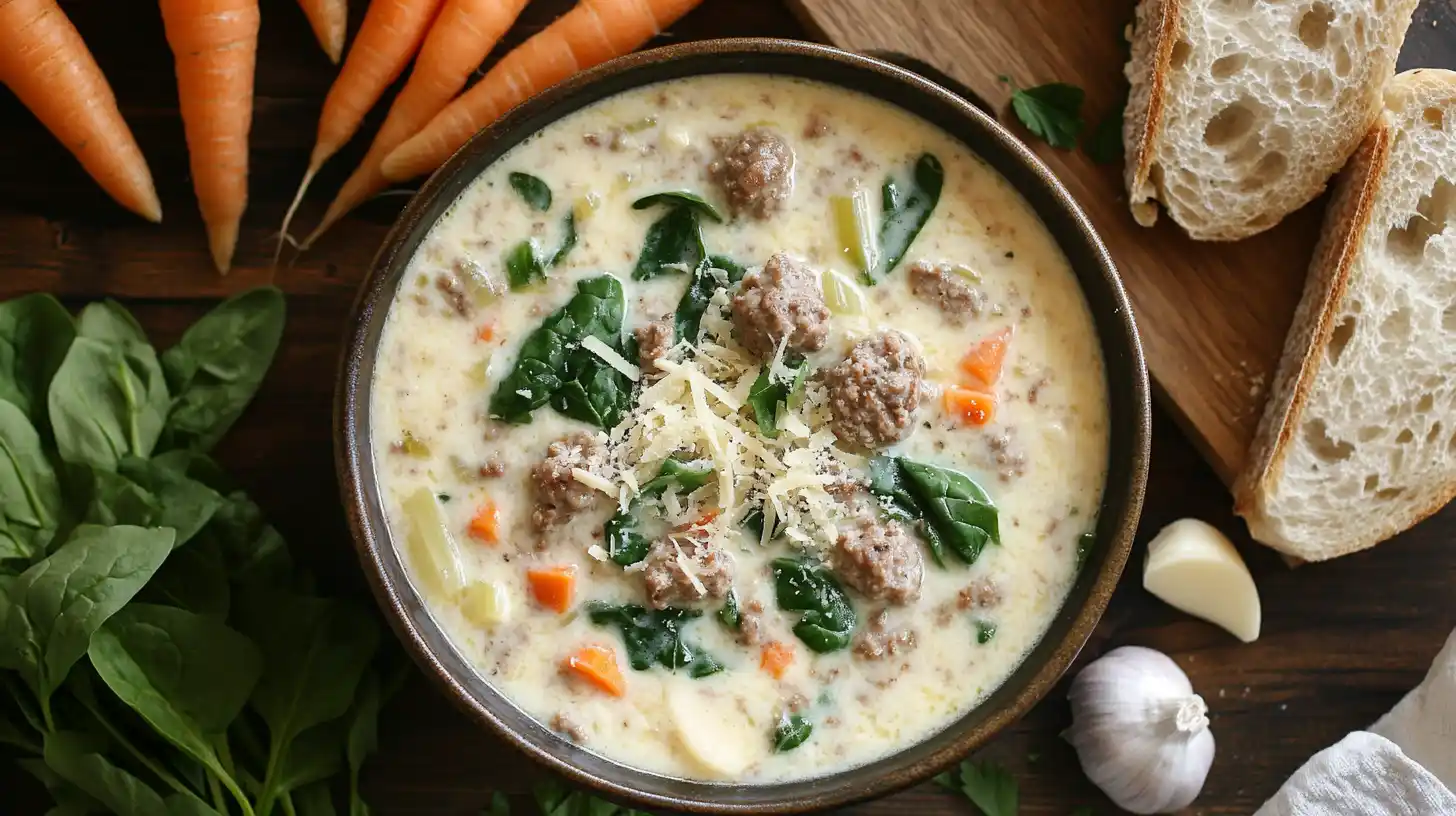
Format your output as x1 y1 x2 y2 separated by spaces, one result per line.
460 581 510 628
402 487 465 600
666 685 766 778
821 268 869 318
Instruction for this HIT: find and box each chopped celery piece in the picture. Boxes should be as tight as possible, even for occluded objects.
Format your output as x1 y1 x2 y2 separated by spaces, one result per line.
573 193 601 222
831 189 878 275
461 581 511 628
821 269 870 317
399 431 431 458
952 264 982 283
403 487 465 599
466 356 491 387
623 115 658 133
458 259 503 305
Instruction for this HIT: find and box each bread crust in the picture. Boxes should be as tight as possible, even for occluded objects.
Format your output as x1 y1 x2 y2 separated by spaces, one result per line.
1123 0 1180 228
1236 70 1456 559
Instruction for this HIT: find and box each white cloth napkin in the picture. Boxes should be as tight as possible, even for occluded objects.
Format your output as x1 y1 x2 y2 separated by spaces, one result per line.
1254 628 1456 815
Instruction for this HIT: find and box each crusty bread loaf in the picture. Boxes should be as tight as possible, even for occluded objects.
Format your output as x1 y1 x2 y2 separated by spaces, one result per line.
1123 0 1417 241
1235 69 1456 561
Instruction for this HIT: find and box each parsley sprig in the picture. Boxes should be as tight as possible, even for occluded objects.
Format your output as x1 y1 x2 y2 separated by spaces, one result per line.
999 76 1086 150
936 759 1020 816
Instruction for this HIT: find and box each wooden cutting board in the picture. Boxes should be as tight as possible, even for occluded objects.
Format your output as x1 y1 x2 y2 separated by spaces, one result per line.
787 0 1333 486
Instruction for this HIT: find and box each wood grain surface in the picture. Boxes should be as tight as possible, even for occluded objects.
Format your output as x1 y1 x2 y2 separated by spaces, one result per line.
2 1 1454 814
788 0 1456 485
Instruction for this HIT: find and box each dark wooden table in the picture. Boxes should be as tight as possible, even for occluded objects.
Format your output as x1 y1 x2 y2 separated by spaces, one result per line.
3 1 1453 813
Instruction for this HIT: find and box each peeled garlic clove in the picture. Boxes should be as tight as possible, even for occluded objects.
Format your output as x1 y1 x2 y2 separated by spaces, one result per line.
1143 518 1261 642
1063 646 1214 814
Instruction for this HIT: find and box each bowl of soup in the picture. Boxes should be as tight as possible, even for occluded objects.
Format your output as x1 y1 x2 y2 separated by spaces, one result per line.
337 38 1149 812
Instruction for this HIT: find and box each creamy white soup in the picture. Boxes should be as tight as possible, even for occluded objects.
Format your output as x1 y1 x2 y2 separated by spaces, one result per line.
370 74 1108 783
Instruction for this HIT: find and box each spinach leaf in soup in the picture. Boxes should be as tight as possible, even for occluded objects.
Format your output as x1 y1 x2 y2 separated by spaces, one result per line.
586 602 724 678
606 458 715 566
639 457 713 497
505 213 578 291
604 509 649 567
631 191 725 223
159 287 286 454
0 400 62 561
867 153 944 284
976 620 998 644
770 558 856 653
508 172 552 212
773 713 813 752
489 275 633 429
746 357 809 439
1077 529 1096 570
674 255 746 344
0 524 175 711
717 589 741 630
631 194 712 281
868 457 998 566
0 293 75 433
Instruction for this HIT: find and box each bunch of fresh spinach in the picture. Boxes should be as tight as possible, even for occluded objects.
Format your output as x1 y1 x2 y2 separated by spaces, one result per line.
770 558 856 653
585 603 723 678
866 153 944 284
868 456 1000 567
629 192 723 282
488 276 634 429
0 289 401 816
603 458 714 567
504 173 578 289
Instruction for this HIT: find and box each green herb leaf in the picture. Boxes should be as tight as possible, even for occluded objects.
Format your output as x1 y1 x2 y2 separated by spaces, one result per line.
603 509 649 567
1076 530 1096 570
0 399 62 560
1086 103 1125 165
746 357 809 439
770 558 856 653
1003 78 1086 149
673 255 746 344
956 760 1019 816
87 603 260 798
976 620 998 644
632 205 707 281
632 191 725 223
0 525 174 708
489 275 632 429
897 458 999 564
75 301 147 346
508 172 553 212
717 589 741 630
586 602 723 677
639 457 713 497
345 670 383 816
772 713 813 752
505 241 547 290
869 153 943 283
549 211 578 268
159 287 286 454
49 333 170 472
0 293 75 435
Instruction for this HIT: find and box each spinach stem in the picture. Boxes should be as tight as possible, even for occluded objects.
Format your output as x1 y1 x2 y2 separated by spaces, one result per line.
4 674 47 736
207 770 227 813
280 791 298 816
39 695 55 734
76 690 193 799
255 737 286 816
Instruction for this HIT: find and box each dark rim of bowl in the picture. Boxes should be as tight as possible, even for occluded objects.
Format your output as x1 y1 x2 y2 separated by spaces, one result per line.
336 37 1151 814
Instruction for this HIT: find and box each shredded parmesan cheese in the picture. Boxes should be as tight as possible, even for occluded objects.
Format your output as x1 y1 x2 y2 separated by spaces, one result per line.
571 467 617 496
581 335 641 382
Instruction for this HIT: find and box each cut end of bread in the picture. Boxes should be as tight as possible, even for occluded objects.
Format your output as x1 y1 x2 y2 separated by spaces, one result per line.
1237 69 1456 561
1122 0 1419 240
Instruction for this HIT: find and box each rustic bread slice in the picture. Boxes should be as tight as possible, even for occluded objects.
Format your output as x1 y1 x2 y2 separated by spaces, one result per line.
1235 69 1456 561
1122 0 1417 241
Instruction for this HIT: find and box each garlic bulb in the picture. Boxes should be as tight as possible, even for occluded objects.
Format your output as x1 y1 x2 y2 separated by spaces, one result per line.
1062 646 1215 814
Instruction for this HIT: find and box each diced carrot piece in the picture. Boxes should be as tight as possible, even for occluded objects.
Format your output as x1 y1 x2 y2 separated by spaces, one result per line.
563 644 625 697
759 641 794 679
959 327 1012 387
467 499 500 544
526 565 576 613
476 322 495 342
943 386 996 426
673 509 720 532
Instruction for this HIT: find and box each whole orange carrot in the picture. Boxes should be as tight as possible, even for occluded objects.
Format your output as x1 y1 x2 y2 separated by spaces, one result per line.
277 0 445 258
302 0 532 247
381 0 703 183
159 0 260 273
0 0 161 222
297 0 348 64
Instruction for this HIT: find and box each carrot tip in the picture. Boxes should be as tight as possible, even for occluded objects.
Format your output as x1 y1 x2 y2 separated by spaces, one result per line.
207 219 240 275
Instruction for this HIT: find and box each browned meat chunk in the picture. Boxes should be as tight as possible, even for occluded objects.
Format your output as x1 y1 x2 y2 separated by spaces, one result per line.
634 318 674 377
957 578 1003 610
730 253 830 359
908 261 986 324
833 514 923 604
986 431 1027 482
435 271 473 318
709 127 795 219
550 712 585 742
530 433 606 531
642 535 734 609
853 609 918 660
822 330 925 449
736 599 765 646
